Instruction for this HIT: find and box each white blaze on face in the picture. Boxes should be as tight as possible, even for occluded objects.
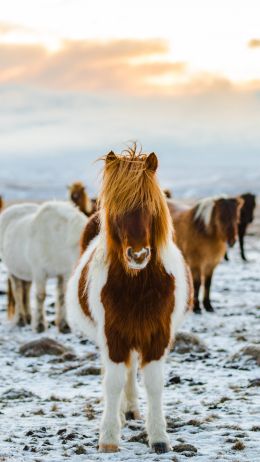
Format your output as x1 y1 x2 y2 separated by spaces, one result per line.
126 246 151 270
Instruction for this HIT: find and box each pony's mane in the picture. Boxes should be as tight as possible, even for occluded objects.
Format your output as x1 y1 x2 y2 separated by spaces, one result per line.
99 145 172 248
193 195 227 229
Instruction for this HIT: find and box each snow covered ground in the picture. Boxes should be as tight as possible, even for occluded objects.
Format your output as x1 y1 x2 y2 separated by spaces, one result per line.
0 209 259 462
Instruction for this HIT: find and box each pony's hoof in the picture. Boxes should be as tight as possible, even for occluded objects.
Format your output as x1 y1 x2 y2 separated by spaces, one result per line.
36 322 46 333
152 442 171 454
17 316 26 327
99 444 119 453
204 303 214 312
58 321 71 334
125 410 141 420
193 306 202 314
26 315 31 325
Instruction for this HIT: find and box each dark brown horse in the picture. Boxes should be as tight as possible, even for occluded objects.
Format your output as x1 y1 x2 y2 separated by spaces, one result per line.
225 193 256 261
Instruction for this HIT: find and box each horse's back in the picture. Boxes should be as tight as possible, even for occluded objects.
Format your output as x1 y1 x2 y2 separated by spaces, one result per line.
0 205 37 280
0 203 38 249
167 199 190 220
29 201 87 277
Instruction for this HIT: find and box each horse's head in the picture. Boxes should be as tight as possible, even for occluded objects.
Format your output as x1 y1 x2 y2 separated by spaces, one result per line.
214 197 243 246
100 147 171 272
68 182 86 203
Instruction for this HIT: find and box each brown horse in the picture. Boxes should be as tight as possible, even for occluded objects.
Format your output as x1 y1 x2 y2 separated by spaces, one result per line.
68 181 96 217
168 196 243 314
66 147 192 453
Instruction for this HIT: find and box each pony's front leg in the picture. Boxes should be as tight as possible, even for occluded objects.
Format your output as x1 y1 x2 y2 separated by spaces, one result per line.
9 275 27 326
56 275 70 333
124 353 141 420
99 360 127 453
34 277 47 333
143 358 171 454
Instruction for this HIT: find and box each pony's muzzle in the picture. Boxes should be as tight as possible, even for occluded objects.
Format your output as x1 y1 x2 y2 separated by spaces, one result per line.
126 247 151 269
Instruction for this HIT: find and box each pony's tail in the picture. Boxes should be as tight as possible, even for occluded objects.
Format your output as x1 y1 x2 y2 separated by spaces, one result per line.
7 278 15 319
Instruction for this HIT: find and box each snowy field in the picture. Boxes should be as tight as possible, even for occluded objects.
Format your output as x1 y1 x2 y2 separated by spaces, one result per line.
0 208 259 462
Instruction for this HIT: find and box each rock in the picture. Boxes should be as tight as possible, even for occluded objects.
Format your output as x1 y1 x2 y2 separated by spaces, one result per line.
173 332 207 354
228 345 260 367
19 337 72 357
173 443 197 453
167 375 181 385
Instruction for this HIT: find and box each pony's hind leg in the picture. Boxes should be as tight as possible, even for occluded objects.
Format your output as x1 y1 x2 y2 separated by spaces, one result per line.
56 275 70 333
203 269 214 312
191 267 202 314
9 275 27 326
143 358 171 453
23 281 32 324
99 360 127 453
124 353 141 420
34 277 47 333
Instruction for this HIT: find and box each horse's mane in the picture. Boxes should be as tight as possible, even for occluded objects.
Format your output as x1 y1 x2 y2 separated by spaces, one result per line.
193 195 227 231
99 144 172 248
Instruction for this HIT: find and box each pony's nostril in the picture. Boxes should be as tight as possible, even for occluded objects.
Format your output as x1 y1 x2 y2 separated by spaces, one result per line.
127 248 133 259
145 247 150 257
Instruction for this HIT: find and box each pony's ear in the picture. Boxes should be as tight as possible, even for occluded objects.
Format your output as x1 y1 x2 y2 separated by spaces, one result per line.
106 151 117 163
145 152 158 172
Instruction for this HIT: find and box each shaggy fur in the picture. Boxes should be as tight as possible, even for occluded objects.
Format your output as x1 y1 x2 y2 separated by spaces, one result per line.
0 201 87 331
66 146 192 454
169 196 243 313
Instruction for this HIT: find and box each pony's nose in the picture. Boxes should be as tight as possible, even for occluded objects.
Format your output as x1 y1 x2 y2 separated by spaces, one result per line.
127 247 150 263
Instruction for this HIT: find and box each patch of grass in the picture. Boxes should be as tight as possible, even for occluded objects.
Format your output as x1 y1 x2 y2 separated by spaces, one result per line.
232 440 245 451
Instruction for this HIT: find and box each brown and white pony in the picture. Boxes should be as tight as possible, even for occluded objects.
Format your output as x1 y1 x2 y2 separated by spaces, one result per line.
168 196 243 314
66 148 192 453
68 181 97 217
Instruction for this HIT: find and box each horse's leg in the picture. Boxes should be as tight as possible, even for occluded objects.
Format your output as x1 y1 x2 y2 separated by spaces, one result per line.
124 353 140 420
203 270 214 312
56 275 70 333
34 277 47 333
239 227 247 261
9 275 27 326
7 277 16 320
143 358 171 453
23 281 32 324
191 268 201 314
99 360 127 453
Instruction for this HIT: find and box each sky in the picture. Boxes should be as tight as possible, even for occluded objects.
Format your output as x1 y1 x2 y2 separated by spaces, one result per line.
0 0 260 197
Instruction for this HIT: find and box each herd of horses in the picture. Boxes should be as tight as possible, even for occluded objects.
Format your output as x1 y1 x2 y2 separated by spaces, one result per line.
0 146 256 454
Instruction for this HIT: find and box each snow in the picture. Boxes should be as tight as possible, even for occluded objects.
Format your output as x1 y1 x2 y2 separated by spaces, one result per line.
0 220 259 461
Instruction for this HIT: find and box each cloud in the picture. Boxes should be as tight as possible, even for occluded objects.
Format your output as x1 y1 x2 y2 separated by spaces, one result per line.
0 21 31 36
0 38 187 92
248 39 260 48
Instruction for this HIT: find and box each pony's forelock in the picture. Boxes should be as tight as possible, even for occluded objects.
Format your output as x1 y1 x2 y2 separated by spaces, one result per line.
99 146 172 249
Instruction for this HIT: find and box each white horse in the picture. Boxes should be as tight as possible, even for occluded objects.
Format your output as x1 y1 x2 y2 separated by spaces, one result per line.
0 201 87 332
